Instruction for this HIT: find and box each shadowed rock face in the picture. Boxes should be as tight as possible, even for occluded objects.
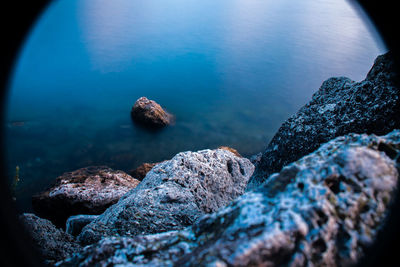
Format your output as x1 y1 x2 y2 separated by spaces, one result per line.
77 149 254 245
131 97 174 128
19 213 81 265
58 130 400 267
247 52 400 190
32 166 140 227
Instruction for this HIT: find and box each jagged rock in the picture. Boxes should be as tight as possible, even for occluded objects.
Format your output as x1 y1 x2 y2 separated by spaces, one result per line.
218 146 241 157
131 97 174 128
66 215 99 236
32 166 140 227
248 52 400 190
58 130 400 267
19 213 81 265
130 162 162 181
77 149 254 245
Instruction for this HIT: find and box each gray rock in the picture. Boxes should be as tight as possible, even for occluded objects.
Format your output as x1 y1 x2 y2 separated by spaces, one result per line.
247 52 400 190
77 149 254 245
19 213 81 265
66 215 99 236
59 130 400 266
32 166 140 227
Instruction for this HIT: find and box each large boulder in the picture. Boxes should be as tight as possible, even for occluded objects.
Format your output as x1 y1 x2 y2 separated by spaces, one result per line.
19 213 81 265
58 130 400 266
247 52 400 190
77 149 254 245
131 97 174 128
32 166 140 227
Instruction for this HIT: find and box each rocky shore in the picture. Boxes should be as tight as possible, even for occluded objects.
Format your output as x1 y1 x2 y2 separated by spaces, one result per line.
21 52 400 266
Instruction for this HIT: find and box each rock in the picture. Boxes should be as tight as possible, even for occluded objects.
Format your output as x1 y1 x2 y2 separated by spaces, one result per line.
247 52 400 190
58 130 400 266
249 152 262 165
19 213 81 265
130 162 162 181
218 146 241 157
66 215 99 236
77 149 254 245
131 97 174 128
32 166 140 227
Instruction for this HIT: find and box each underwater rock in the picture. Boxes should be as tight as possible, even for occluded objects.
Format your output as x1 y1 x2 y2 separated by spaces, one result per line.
32 166 140 227
77 149 254 245
130 161 163 181
58 130 400 266
66 215 99 236
131 96 174 128
218 146 241 157
19 213 81 265
248 52 400 190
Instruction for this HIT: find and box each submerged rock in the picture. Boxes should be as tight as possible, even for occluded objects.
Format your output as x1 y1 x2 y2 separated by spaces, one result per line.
248 52 400 190
20 213 81 265
59 130 400 266
77 148 254 245
32 166 140 227
131 96 174 128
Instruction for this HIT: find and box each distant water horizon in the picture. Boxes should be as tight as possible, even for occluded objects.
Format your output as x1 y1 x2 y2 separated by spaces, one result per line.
5 0 386 211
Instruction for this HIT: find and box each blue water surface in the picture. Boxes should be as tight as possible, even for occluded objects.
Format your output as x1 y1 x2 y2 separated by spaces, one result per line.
5 0 386 211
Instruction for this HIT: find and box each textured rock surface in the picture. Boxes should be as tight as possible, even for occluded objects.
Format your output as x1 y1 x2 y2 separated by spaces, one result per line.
66 215 99 236
20 213 81 265
59 130 400 266
77 149 254 245
248 52 400 190
32 166 140 227
131 96 174 128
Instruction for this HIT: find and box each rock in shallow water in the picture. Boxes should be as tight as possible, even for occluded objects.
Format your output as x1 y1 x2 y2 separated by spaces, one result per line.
248 52 400 190
66 214 99 236
19 213 81 265
131 96 174 128
59 130 400 266
32 166 140 227
77 148 254 245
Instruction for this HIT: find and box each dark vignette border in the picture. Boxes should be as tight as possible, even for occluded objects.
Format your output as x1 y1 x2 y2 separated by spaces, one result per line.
0 1 399 266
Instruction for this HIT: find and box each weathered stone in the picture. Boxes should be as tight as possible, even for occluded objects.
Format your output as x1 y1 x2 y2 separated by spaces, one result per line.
218 146 241 157
19 213 81 265
32 166 140 227
77 149 254 245
66 215 99 236
58 130 400 267
248 52 400 190
131 96 174 128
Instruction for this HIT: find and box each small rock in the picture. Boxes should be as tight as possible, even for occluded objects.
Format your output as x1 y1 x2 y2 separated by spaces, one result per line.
131 97 174 128
32 166 140 227
130 162 163 181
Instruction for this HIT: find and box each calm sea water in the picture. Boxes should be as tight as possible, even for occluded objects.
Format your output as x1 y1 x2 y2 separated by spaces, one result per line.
5 0 386 211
